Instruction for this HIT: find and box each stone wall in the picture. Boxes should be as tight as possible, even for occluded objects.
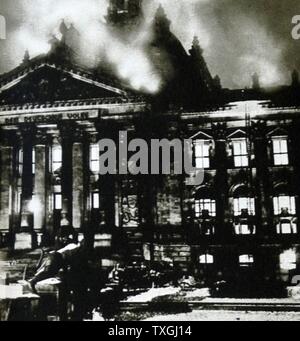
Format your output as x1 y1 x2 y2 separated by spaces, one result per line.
153 244 192 270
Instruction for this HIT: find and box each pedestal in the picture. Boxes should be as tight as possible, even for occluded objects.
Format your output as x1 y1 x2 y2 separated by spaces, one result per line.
14 233 33 251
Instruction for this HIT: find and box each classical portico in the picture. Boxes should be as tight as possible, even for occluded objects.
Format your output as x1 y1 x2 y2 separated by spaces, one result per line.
0 59 148 250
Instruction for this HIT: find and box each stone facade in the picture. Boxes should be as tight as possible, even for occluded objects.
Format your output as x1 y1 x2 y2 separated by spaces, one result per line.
1 1 300 296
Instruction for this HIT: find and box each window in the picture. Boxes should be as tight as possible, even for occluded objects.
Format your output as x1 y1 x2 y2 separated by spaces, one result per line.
199 254 214 264
239 254 254 267
90 143 100 173
195 199 216 217
232 138 248 167
52 145 62 172
91 192 100 209
194 140 210 169
18 148 23 175
273 196 296 216
280 249 297 271
277 223 297 235
32 148 36 175
234 197 255 216
272 137 289 166
235 224 256 235
54 193 62 210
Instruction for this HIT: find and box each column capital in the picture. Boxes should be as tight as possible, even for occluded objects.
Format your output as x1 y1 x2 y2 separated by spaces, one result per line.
20 124 36 139
251 120 267 139
34 129 51 146
95 120 118 139
58 123 86 143
58 123 75 142
212 122 227 140
73 126 86 143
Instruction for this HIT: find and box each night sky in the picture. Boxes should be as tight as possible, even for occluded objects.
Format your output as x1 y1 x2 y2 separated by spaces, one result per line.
0 0 300 89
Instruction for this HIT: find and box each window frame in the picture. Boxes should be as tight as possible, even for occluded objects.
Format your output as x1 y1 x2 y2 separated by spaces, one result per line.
53 193 62 210
276 222 297 235
90 143 100 174
18 148 23 176
233 197 255 216
279 249 297 271
195 198 216 217
239 254 254 267
194 139 211 169
51 145 62 173
91 192 100 210
199 254 214 264
232 138 249 168
272 136 289 166
32 148 36 175
273 195 296 216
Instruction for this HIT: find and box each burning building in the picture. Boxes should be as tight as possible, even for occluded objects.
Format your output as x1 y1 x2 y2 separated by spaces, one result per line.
1 0 300 296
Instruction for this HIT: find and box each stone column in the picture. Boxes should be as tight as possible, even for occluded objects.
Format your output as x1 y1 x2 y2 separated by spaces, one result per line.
20 126 34 229
60 125 73 231
72 128 84 233
33 131 48 245
16 126 35 250
252 122 271 237
0 142 13 233
213 123 229 238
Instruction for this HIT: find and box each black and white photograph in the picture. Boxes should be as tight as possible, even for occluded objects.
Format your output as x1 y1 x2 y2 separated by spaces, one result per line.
1 0 300 322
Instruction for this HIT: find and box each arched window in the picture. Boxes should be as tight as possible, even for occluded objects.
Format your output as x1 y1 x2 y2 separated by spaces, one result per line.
276 222 297 235
232 185 255 217
273 184 296 216
194 187 216 217
273 196 296 216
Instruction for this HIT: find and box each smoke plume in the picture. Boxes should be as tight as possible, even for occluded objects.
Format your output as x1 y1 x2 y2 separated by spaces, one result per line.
0 0 300 89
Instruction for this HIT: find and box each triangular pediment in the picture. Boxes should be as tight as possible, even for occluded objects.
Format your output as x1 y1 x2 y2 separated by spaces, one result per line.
227 129 247 139
190 131 213 140
267 127 288 137
0 61 129 105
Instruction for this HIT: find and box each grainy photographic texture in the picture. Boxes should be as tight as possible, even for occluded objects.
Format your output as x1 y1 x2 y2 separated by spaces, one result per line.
1 0 300 322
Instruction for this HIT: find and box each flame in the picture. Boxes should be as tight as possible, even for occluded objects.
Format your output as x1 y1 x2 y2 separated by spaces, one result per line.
8 0 162 93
